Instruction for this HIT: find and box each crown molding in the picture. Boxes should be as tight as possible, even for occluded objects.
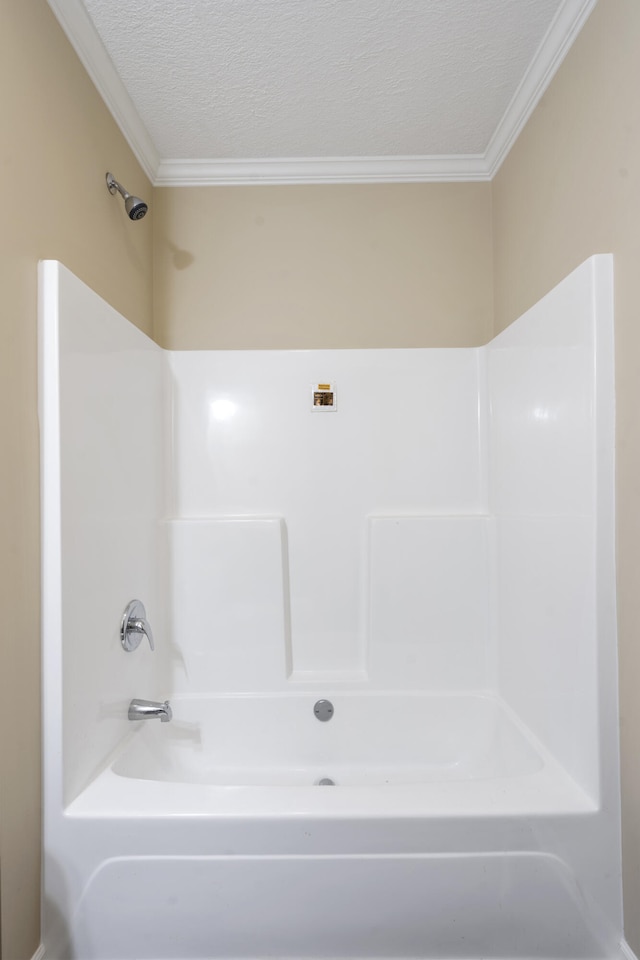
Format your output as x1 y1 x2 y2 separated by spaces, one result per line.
47 0 160 181
154 156 491 187
484 0 598 177
48 0 597 187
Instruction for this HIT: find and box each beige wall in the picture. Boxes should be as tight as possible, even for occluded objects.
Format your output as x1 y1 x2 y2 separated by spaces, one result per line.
492 0 640 950
0 1 153 956
153 183 493 349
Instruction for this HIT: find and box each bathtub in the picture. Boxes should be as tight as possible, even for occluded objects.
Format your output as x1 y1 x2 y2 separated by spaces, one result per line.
49 691 609 959
112 691 541 785
68 691 594 818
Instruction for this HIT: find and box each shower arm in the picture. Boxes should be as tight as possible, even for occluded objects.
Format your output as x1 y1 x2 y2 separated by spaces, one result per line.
106 173 128 200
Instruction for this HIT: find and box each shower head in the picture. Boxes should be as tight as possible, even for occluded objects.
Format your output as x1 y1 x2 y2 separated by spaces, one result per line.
106 172 148 221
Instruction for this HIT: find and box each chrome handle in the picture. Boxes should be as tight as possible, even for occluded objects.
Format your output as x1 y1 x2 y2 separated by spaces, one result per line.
121 600 155 652
128 617 154 651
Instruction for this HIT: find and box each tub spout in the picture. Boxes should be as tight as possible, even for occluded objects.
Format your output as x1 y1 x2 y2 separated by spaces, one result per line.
128 699 172 723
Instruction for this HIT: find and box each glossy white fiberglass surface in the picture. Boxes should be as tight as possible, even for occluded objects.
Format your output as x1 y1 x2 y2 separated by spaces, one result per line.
169 514 492 693
168 518 292 691
39 261 170 807
110 693 542 786
169 347 483 680
368 517 490 687
488 256 611 801
70 853 606 960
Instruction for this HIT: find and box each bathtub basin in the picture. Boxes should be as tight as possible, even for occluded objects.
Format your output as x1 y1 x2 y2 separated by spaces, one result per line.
112 691 541 785
68 692 596 817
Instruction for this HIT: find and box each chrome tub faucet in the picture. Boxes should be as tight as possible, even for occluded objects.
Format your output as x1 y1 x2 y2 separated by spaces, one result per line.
128 699 172 723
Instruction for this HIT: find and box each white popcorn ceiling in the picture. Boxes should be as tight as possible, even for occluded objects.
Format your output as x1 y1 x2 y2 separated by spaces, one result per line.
81 0 564 160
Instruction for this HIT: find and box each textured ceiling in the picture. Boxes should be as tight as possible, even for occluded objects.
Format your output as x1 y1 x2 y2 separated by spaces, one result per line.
80 0 565 161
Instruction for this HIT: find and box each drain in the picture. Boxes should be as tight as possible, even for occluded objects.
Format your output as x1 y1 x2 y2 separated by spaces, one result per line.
316 777 336 786
313 699 334 721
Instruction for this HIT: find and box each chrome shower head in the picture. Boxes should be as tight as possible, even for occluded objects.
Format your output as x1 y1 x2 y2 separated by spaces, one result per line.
106 172 148 220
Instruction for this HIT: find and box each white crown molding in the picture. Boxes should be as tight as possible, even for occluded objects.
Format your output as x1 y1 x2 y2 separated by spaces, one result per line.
46 0 160 182
484 0 598 177
154 155 491 187
48 0 596 186
31 945 46 960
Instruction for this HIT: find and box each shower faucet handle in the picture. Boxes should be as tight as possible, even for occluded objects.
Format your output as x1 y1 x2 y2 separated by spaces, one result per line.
120 599 155 652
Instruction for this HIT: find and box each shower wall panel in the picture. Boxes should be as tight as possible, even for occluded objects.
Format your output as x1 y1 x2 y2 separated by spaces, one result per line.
367 516 490 688
488 256 614 802
40 261 169 805
168 518 291 691
168 348 485 686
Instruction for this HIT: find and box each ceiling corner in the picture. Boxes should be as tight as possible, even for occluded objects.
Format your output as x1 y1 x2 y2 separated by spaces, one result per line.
47 0 598 187
47 0 160 182
483 0 599 178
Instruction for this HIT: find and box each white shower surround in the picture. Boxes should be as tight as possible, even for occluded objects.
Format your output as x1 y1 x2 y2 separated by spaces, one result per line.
39 256 621 958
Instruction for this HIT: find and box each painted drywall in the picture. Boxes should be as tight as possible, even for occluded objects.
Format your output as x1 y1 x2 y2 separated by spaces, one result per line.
491 0 640 949
0 1 153 955
153 183 494 349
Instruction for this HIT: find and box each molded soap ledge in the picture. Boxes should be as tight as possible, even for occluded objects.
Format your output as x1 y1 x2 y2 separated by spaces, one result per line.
287 668 369 684
367 515 491 690
167 517 292 692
